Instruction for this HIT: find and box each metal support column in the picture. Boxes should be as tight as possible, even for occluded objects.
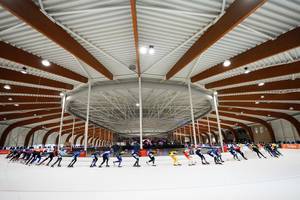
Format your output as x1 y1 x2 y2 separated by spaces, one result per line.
138 76 143 149
207 116 212 146
71 117 75 150
188 81 197 147
213 93 224 152
58 94 66 149
92 125 95 147
84 81 91 152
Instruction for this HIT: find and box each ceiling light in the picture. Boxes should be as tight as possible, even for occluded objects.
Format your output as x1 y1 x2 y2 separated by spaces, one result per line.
240 112 244 114
267 114 271 117
148 45 155 55
3 84 11 90
14 104 19 107
223 60 231 67
136 103 140 107
20 67 28 74
289 107 294 110
34 114 37 116
255 101 259 104
258 82 265 86
3 117 6 120
41 59 51 67
244 67 250 74
59 92 64 97
139 47 147 55
291 74 295 81
260 95 264 99
8 97 13 101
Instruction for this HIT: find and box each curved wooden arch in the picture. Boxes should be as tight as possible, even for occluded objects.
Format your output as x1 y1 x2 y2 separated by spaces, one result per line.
24 118 81 146
65 134 73 144
219 106 300 137
42 124 87 145
217 111 275 142
55 133 93 146
197 121 234 143
199 117 254 141
0 113 69 146
74 135 82 145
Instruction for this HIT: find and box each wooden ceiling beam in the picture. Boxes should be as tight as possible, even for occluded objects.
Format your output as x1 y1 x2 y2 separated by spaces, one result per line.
0 103 60 112
0 108 61 121
192 27 300 82
218 79 300 94
0 0 113 79
206 61 300 89
0 83 60 96
219 92 300 101
166 0 267 79
219 101 300 111
0 41 88 83
130 0 140 76
0 95 60 103
0 67 73 90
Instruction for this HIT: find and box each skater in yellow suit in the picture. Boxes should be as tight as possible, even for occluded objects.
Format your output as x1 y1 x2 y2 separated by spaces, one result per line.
169 150 181 166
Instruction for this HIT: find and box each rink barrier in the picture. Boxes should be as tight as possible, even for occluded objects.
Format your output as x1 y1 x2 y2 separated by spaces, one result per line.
0 150 10 154
281 144 300 149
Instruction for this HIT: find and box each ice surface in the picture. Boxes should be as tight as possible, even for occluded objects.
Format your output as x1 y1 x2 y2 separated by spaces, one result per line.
0 149 300 200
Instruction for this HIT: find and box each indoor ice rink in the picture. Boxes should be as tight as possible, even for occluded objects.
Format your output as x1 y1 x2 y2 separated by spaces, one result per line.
0 0 300 199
